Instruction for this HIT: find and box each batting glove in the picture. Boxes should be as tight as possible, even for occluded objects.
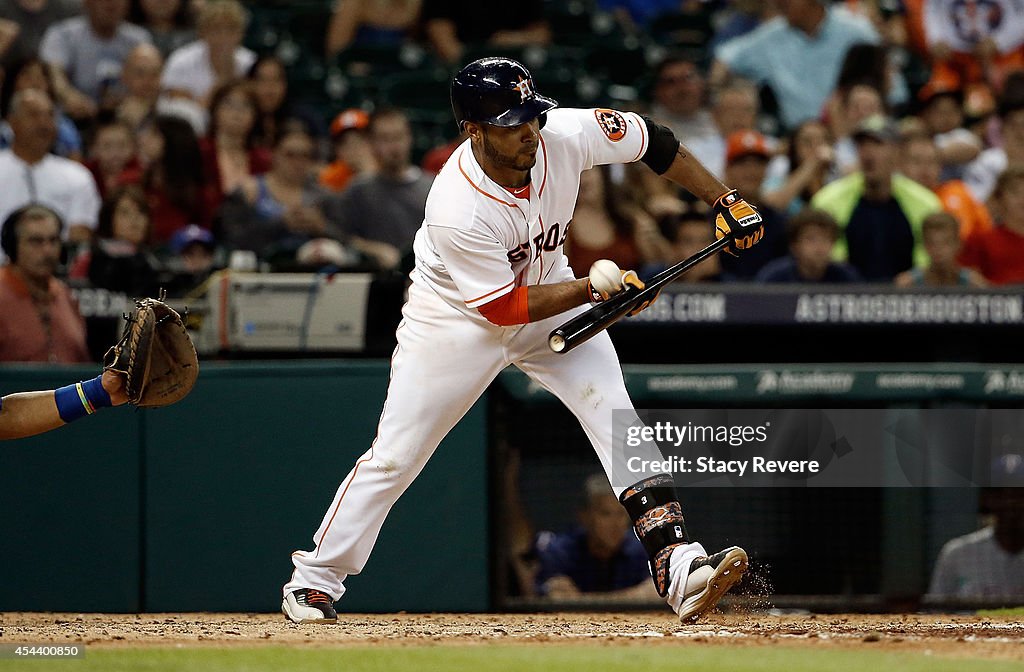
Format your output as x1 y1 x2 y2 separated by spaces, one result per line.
588 269 644 302
586 269 661 317
626 287 661 316
713 189 764 256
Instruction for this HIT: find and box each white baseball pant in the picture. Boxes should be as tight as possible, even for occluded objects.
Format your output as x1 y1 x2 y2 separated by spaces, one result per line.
284 278 662 600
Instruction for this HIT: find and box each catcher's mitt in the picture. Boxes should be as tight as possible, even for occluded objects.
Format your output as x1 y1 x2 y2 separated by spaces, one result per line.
104 296 199 408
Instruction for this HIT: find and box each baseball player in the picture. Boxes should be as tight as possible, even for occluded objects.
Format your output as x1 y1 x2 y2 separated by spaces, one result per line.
0 371 127 440
283 57 763 624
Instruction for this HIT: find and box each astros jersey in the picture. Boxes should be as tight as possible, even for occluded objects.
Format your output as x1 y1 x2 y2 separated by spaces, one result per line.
411 107 651 321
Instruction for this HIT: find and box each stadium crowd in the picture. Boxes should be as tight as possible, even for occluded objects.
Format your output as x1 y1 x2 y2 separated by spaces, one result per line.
1 0 1024 363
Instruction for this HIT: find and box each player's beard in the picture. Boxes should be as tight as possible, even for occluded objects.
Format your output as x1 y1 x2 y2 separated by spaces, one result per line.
481 132 538 172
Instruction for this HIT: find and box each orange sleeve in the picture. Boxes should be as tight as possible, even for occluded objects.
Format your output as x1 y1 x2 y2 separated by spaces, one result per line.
478 286 530 326
966 197 994 239
901 0 929 57
939 182 994 240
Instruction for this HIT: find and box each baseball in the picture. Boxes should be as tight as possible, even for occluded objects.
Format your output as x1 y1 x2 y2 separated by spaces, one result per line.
589 259 623 295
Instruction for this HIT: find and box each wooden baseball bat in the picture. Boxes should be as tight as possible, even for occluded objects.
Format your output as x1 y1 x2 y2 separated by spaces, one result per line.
548 235 732 354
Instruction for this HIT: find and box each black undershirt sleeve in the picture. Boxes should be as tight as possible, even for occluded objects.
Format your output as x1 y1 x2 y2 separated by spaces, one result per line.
639 115 680 175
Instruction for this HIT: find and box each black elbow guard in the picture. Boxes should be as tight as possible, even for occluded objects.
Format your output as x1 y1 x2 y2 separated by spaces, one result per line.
639 115 680 175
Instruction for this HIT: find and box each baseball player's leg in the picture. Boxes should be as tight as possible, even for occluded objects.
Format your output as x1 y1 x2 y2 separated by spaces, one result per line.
509 319 660 497
510 322 747 622
284 288 506 622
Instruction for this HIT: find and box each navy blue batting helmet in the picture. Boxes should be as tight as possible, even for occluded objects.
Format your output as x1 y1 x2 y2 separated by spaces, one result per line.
451 57 558 130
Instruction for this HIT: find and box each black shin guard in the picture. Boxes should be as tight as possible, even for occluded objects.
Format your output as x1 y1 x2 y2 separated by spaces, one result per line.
619 474 689 597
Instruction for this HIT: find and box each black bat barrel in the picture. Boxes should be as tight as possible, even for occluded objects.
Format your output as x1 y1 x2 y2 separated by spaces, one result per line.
548 288 641 353
548 236 731 354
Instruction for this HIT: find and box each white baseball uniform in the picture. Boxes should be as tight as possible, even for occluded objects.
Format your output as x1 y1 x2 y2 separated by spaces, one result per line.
285 107 666 601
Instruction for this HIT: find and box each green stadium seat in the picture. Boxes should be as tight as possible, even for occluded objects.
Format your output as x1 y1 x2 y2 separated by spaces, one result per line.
462 44 538 69
321 67 379 109
379 68 453 113
648 10 714 51
287 58 329 105
401 106 457 165
244 6 289 53
286 4 334 61
546 0 592 41
534 66 602 108
546 0 622 48
584 38 651 87
333 44 435 79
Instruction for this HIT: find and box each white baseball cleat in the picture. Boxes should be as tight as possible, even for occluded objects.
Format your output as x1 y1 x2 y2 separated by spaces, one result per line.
666 543 748 623
282 588 338 624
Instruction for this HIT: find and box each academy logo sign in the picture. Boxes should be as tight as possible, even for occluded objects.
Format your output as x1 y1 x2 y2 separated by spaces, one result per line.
984 370 1024 395
875 373 965 392
647 375 739 392
756 370 856 395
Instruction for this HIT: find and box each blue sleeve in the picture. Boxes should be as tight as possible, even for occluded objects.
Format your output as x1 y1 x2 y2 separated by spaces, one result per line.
852 15 880 44
754 257 793 283
837 263 863 282
56 114 82 157
619 533 653 587
533 531 575 594
715 27 773 83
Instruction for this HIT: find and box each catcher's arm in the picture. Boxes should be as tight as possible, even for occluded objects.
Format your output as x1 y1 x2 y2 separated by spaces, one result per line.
102 370 129 405
0 371 127 441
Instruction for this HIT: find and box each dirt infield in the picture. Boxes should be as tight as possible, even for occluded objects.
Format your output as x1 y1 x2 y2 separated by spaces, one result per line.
1 612 1021 660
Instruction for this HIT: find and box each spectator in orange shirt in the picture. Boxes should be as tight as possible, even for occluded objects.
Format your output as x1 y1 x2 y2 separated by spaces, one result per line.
900 133 993 240
319 108 376 193
960 165 1024 284
925 0 1024 94
908 0 1024 93
0 204 89 363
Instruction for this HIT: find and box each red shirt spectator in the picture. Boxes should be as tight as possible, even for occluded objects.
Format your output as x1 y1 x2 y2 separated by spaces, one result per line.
200 136 271 207
959 165 1024 284
0 205 89 363
124 115 215 244
85 118 139 199
959 225 1024 284
202 80 272 210
421 136 463 175
0 267 88 362
563 165 671 277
